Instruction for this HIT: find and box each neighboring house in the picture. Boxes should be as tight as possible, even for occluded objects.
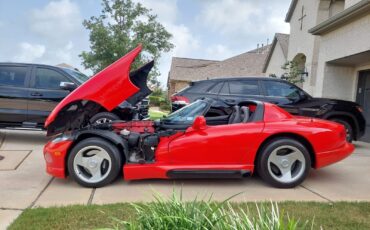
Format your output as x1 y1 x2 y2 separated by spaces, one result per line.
262 33 290 78
167 45 271 96
264 0 370 141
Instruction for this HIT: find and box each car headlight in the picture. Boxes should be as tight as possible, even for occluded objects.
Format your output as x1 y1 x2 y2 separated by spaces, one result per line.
51 133 73 143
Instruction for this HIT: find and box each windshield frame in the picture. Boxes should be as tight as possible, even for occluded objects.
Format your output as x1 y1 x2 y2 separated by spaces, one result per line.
61 68 90 84
162 100 210 125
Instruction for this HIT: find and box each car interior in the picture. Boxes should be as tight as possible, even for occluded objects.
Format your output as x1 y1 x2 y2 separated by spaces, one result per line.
204 101 260 126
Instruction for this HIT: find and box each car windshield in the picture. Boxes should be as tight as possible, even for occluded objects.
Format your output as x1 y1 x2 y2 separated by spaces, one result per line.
163 100 208 124
61 68 90 84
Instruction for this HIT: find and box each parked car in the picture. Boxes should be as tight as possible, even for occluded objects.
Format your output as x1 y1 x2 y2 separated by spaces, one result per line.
171 77 366 142
44 45 354 188
0 62 149 129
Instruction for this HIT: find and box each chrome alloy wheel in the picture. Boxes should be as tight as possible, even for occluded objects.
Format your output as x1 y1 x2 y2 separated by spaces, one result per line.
267 145 306 184
95 118 112 124
73 146 112 184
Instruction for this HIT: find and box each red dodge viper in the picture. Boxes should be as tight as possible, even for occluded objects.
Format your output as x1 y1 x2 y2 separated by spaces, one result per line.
43 45 354 188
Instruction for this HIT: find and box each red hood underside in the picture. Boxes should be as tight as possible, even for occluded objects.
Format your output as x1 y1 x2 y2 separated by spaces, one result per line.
45 45 143 128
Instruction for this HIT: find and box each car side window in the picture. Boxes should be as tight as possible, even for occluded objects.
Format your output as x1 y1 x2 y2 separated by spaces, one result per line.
187 82 214 93
34 68 69 90
220 82 230 94
0 66 28 87
264 81 301 99
207 82 223 94
229 80 260 95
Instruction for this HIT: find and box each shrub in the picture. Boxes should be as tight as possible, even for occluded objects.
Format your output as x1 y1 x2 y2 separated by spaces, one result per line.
107 191 311 230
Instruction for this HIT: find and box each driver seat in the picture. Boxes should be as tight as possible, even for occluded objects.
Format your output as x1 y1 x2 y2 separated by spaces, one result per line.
228 105 242 124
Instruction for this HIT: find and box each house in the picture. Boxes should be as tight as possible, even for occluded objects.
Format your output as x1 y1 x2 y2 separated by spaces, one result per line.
262 33 290 79
167 45 271 96
263 0 370 141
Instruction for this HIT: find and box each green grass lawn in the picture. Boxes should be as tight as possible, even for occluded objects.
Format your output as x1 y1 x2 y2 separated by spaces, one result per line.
9 202 370 230
149 109 169 120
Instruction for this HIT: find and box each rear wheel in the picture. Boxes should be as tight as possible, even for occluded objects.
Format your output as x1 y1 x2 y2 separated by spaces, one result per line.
330 118 353 142
67 137 122 188
257 138 311 188
90 112 120 124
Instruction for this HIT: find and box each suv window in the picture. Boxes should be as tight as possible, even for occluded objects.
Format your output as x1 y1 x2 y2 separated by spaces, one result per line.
34 68 68 90
0 66 28 87
264 81 301 100
207 82 223 94
229 80 260 95
188 81 214 93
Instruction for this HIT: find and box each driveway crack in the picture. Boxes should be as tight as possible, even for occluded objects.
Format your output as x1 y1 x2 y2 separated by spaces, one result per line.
88 188 96 205
300 185 333 203
28 177 54 208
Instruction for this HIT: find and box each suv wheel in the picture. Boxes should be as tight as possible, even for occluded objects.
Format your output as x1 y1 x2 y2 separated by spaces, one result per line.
330 118 353 142
90 112 120 124
256 138 311 188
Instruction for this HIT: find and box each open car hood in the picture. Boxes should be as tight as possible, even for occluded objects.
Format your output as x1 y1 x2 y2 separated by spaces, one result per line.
45 45 153 136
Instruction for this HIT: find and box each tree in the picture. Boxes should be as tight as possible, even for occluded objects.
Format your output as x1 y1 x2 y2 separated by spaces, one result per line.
80 0 174 88
280 61 305 84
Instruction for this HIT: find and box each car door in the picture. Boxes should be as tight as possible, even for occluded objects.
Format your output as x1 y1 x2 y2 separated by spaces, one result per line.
217 80 265 104
0 65 31 123
27 67 75 124
168 122 264 165
261 80 303 115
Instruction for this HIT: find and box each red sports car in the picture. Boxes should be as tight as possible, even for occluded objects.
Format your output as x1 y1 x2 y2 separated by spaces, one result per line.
43 45 354 188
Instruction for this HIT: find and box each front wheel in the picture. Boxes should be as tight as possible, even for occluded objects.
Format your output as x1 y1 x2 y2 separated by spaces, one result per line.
90 112 120 125
256 138 311 188
67 137 122 188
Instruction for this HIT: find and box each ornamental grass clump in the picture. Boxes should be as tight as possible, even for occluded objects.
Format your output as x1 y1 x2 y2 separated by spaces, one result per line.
109 190 311 230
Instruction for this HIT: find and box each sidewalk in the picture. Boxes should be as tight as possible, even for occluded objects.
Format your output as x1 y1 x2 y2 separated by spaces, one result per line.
1 130 370 229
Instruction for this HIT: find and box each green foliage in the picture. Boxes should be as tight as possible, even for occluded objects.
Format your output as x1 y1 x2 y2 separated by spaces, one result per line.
281 61 305 84
149 88 171 111
109 191 309 230
80 0 174 88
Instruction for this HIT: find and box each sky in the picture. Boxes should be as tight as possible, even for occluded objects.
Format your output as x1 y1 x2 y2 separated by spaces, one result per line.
0 0 291 87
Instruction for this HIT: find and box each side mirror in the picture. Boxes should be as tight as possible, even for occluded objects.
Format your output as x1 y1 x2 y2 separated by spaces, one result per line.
192 116 207 130
60 82 77 91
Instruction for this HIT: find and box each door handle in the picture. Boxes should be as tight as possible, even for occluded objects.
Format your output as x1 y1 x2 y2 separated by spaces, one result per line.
31 92 43 97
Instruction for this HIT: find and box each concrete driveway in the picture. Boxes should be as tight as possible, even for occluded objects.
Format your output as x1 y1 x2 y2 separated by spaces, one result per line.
1 130 370 228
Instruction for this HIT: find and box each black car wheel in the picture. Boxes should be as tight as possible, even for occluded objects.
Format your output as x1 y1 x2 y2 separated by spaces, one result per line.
256 138 311 188
330 118 353 142
90 112 120 124
67 137 123 188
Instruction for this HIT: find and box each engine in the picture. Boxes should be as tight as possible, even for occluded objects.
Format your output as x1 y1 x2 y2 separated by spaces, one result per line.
120 129 159 163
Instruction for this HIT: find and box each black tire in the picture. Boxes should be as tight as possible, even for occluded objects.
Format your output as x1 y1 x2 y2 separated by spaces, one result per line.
90 112 120 124
256 138 311 188
330 118 353 143
67 137 122 188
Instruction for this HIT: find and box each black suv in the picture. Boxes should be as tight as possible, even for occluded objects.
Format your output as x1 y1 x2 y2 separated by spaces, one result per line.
0 63 149 129
171 77 366 142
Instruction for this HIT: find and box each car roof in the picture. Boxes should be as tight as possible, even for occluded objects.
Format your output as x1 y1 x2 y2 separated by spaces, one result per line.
192 77 287 83
0 62 67 70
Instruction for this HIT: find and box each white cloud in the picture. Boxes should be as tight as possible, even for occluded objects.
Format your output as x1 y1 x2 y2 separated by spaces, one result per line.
13 42 46 62
55 41 74 63
29 0 82 42
206 44 233 60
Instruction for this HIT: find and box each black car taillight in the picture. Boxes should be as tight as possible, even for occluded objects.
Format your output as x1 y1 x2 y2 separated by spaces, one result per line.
171 95 190 104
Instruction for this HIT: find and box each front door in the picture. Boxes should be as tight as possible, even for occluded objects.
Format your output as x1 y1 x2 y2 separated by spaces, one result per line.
356 71 370 142
168 122 264 165
28 67 72 125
